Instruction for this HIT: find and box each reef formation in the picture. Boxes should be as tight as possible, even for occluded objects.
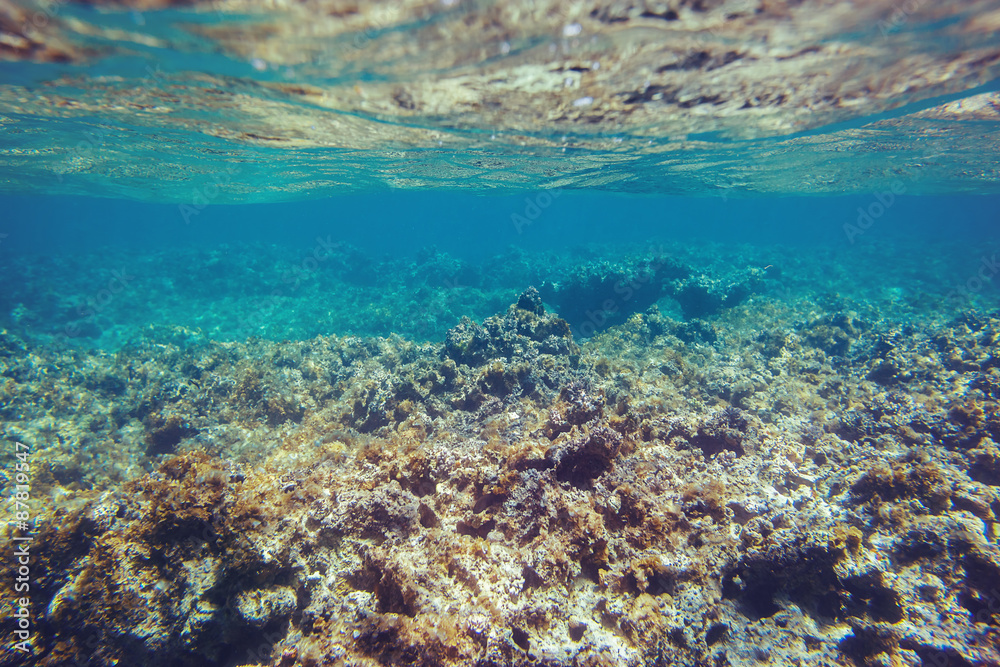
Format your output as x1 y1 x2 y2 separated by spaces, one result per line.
1 247 999 665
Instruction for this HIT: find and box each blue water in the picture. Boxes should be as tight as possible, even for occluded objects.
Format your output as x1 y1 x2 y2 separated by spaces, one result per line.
1 0 998 367
3 192 998 255
3 3 1000 665
1 191 997 349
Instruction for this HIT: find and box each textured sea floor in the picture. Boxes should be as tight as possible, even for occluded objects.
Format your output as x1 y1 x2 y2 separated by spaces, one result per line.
1 238 1000 666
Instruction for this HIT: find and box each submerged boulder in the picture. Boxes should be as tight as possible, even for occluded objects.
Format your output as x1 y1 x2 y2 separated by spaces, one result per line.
540 255 689 336
444 287 578 366
669 267 768 319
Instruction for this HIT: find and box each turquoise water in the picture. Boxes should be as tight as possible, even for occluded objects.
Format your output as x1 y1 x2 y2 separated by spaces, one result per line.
3 1 1000 666
1 192 997 347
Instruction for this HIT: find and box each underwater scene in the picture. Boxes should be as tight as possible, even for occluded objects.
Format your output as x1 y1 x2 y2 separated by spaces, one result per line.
2 0 1000 665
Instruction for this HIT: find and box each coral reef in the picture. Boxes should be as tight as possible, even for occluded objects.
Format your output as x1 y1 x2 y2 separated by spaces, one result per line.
539 255 690 335
2 269 1000 666
5 236 979 349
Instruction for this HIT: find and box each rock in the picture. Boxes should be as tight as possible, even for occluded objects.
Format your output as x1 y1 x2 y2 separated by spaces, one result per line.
236 586 297 628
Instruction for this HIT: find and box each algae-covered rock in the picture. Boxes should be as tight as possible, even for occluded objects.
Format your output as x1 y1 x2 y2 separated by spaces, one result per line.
4 246 1000 667
540 255 689 336
444 287 578 366
236 586 297 628
670 267 766 319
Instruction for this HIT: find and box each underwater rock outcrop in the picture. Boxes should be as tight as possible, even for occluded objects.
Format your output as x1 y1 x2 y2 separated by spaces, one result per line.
3 288 1000 667
539 255 767 336
444 287 577 367
0 243 775 346
669 266 768 320
539 255 690 336
347 287 581 427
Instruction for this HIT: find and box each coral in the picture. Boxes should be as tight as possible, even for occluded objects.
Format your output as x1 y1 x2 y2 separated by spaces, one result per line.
803 312 863 357
445 287 578 366
539 255 690 333
3 246 1000 667
669 267 766 320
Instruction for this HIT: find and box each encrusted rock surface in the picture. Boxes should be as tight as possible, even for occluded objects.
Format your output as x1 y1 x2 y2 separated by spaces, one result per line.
2 281 999 666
